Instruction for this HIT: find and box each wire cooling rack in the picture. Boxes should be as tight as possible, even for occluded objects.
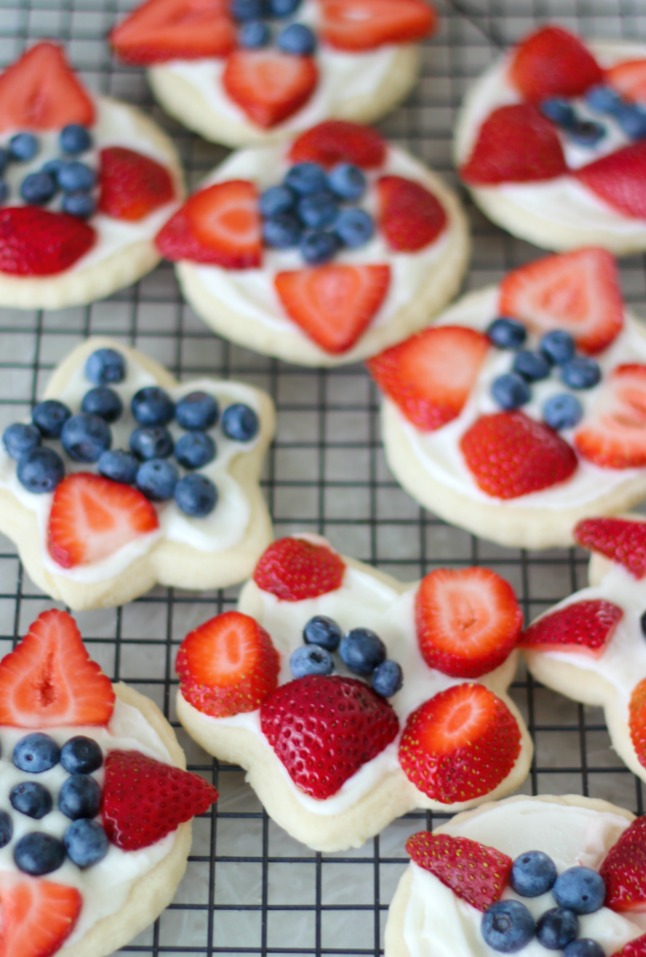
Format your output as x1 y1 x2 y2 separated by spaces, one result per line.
1 0 646 953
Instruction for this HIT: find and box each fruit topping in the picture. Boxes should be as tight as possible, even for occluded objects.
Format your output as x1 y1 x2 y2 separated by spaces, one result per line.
482 900 536 951
574 141 646 219
81 386 123 423
252 536 346 600
98 450 140 485
131 385 175 426
629 679 646 771
222 49 318 128
98 146 175 221
520 599 623 656
371 659 403 698
490 372 531 411
60 735 103 774
16 448 65 494
511 851 558 897
85 347 126 384
574 364 646 468
58 773 102 820
31 400 72 439
221 402 259 440
575 517 646 579
64 818 109 869
487 316 528 349
542 393 584 431
60 412 112 463
110 0 237 64
2 423 41 461
339 627 386 675
10 781 52 819
560 356 602 390
288 121 387 169
376 175 447 251
303 615 342 651
277 22 316 55
598 816 646 912
508 26 604 103
13 733 61 773
553 867 606 914
176 391 219 431
290 644 334 678
0 875 81 956
607 60 646 104
406 831 512 910
135 458 179 502
174 473 218 516
536 907 579 949
0 207 96 277
319 0 436 51
612 936 646 957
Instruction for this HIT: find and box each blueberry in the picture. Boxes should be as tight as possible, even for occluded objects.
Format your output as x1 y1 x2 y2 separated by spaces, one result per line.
300 229 339 264
60 736 103 774
85 347 126 385
98 449 139 484
42 157 66 182
568 119 606 147
2 422 41 460
20 171 57 205
221 403 259 441
61 413 112 463
239 19 270 47
175 431 216 470
285 162 328 196
131 385 175 426
486 317 527 349
290 644 334 678
10 781 52 819
57 160 96 193
536 907 579 950
560 356 601 390
130 425 174 460
268 0 301 15
0 811 12 848
8 132 38 162
563 940 605 957
13 833 65 876
59 774 102 820
539 97 577 127
539 329 576 365
553 866 606 914
17 447 65 493
542 393 583 431
303 615 342 651
510 850 557 897
262 213 303 249
328 163 366 201
297 191 339 229
230 0 264 20
371 659 403 697
174 473 218 517
339 627 386 675
62 192 96 219
136 458 179 501
584 84 623 115
81 386 123 423
0 180 8 204
481 900 535 953
59 124 93 155
277 22 317 55
490 372 531 410
335 208 375 248
512 349 551 381
32 399 72 438
64 818 109 868
13 733 60 773
259 185 296 218
176 392 219 431
616 103 646 140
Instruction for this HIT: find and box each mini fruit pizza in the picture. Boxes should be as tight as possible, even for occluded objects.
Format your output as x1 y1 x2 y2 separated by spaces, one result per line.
0 338 275 610
385 794 646 957
0 607 218 957
455 25 646 255
368 247 646 550
175 534 532 852
156 120 469 366
0 42 182 310
110 0 437 148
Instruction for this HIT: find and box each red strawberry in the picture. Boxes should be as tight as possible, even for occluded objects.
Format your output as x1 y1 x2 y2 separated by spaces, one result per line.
376 176 447 251
252 537 345 601
406 832 512 912
612 936 646 957
0 609 115 728
498 248 624 356
47 472 159 569
366 326 489 430
288 121 387 169
110 0 235 64
599 816 646 912
0 42 94 132
0 208 95 277
320 0 436 51
607 60 646 104
508 26 604 103
223 50 318 128
460 411 578 500
629 679 646 772
98 147 175 222
260 675 399 799
0 875 82 957
156 180 261 268
574 364 646 468
176 611 280 718
575 517 646 580
274 264 390 354
102 749 218 850
415 567 522 679
574 142 646 220
520 599 623 657
398 683 521 803
460 104 567 185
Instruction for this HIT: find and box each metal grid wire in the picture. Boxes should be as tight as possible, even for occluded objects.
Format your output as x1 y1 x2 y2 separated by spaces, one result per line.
1 0 646 953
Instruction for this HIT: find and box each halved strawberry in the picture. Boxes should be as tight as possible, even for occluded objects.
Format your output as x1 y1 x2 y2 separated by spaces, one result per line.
274 264 390 354
607 60 646 104
508 25 604 103
0 42 94 132
612 936 646 957
0 875 82 957
575 517 646 580
406 832 512 912
260 675 399 799
460 411 578 500
176 611 280 718
320 0 436 51
574 364 646 468
110 0 235 64
47 472 159 569
288 121 387 169
398 683 521 803
0 208 96 277
102 749 218 850
629 679 646 772
223 50 318 128
156 179 261 268
252 536 345 601
574 142 646 220
599 816 646 912
367 326 489 430
520 599 623 657
376 176 447 251
460 104 567 185
415 567 522 679
498 248 624 356
0 609 115 727
98 147 175 222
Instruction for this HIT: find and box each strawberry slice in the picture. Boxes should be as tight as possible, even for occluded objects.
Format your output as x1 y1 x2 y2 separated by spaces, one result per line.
320 0 436 51
0 609 115 728
176 611 280 718
102 749 218 850
460 104 567 185
575 517 646 580
460 411 578 500
156 180 261 268
0 208 95 277
629 679 646 772
398 683 521 803
498 248 624 356
0 42 94 132
98 147 175 222
415 567 522 678
274 264 390 354
406 832 512 912
223 50 318 128
607 60 646 104
508 25 604 103
612 936 646 957
574 364 646 468
599 816 646 912
111 0 235 64
376 176 447 251
574 142 646 220
288 121 387 170
252 537 345 601
367 326 489 430
0 875 82 957
520 599 623 657
47 472 159 569
260 675 399 799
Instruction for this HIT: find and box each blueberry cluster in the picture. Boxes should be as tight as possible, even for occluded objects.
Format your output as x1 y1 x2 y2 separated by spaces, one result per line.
487 318 601 431
482 851 606 955
0 124 96 218
289 615 404 698
539 83 646 146
231 0 315 55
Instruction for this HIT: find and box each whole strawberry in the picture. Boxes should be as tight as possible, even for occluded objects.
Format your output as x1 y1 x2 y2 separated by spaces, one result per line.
253 537 346 601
